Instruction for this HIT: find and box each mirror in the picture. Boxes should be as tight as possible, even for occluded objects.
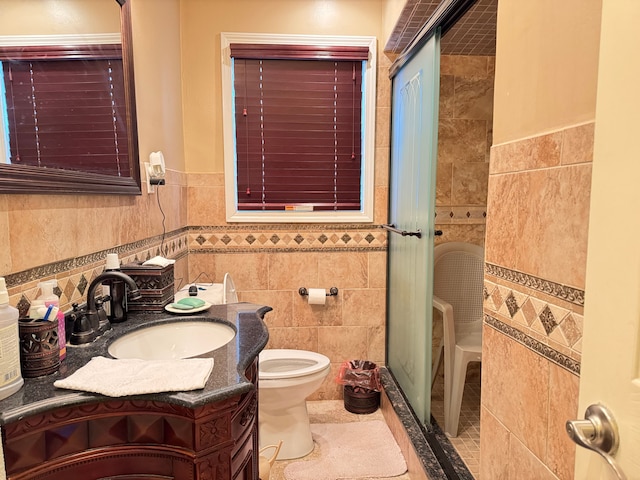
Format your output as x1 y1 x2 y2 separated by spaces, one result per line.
0 0 140 195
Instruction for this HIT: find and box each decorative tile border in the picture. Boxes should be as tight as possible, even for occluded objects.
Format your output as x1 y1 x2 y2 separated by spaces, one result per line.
435 206 486 225
485 263 584 306
6 224 388 314
484 277 583 359
188 224 388 253
484 314 580 376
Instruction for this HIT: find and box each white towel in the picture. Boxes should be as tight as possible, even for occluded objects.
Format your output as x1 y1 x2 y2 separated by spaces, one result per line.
54 356 214 397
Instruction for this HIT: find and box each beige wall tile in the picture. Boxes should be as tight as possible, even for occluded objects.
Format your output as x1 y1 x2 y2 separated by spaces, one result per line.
239 290 294 327
368 251 387 288
440 55 489 77
8 195 79 271
376 106 391 148
451 162 490 205
188 251 215 284
490 131 563 174
293 292 342 327
434 224 486 247
367 324 386 365
436 163 453 205
212 253 269 291
342 288 386 327
547 364 579 480
374 185 389 224
508 435 558 480
439 75 455 119
0 197 11 273
375 146 390 187
479 406 510 480
485 174 519 267
517 164 591 288
561 122 595 165
266 326 317 352
454 76 495 121
268 252 319 290
438 118 488 164
482 325 549 459
318 325 368 363
187 185 227 226
318 252 368 288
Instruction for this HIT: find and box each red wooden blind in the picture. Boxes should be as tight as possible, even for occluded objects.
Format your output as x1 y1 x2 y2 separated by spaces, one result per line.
1 45 129 177
230 44 368 211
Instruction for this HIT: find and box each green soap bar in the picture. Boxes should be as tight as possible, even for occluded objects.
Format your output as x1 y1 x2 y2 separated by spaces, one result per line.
170 302 195 310
176 297 206 308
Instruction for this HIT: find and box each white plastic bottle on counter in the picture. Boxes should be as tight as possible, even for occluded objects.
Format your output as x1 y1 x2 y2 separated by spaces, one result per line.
0 277 23 400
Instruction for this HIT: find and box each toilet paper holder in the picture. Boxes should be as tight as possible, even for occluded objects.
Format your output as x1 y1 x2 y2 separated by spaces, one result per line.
298 287 339 297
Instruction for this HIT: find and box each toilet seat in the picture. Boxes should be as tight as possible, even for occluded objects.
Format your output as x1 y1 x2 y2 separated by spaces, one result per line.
259 349 330 380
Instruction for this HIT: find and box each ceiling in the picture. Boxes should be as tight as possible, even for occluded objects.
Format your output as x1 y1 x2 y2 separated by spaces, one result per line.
385 0 498 56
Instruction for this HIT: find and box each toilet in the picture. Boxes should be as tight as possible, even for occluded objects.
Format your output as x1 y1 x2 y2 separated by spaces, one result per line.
258 349 331 460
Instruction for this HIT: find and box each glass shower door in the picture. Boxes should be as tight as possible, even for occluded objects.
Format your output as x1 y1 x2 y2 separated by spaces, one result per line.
386 31 440 425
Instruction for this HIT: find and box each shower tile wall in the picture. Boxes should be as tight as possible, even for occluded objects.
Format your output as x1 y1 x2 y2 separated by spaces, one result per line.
481 122 593 479
435 55 493 248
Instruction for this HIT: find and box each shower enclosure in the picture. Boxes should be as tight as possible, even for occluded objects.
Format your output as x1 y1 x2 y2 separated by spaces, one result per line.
386 30 440 426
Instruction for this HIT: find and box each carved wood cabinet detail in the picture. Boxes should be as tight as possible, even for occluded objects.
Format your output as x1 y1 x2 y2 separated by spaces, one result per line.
2 361 259 480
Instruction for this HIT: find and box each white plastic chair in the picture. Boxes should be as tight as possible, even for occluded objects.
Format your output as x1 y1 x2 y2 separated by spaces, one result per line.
431 242 484 437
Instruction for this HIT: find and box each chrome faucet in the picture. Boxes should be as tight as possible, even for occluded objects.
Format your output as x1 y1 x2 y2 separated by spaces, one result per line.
70 271 142 345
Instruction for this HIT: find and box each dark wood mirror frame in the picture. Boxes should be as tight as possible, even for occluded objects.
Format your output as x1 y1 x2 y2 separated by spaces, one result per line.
0 0 141 195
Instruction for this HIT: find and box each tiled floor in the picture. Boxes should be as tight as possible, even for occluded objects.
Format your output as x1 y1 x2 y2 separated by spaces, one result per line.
431 362 482 479
268 400 412 480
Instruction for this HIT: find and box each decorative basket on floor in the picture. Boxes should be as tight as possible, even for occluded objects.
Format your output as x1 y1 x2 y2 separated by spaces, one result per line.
336 360 381 414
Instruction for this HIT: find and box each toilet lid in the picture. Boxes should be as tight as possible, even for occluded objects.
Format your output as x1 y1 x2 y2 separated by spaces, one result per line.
223 273 238 303
259 349 330 380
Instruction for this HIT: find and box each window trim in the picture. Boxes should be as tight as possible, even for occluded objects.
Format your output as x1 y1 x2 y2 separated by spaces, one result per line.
221 32 377 223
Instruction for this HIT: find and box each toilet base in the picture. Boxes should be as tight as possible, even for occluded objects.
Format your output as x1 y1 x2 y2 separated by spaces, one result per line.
259 401 314 460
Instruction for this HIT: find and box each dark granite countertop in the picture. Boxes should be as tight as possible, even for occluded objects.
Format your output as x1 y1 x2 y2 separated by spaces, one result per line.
0 302 271 425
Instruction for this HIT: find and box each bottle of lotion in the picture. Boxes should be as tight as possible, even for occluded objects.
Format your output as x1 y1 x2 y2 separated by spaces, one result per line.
0 277 23 400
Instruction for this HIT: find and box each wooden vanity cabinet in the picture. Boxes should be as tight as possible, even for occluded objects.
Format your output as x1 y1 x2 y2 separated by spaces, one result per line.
2 361 259 480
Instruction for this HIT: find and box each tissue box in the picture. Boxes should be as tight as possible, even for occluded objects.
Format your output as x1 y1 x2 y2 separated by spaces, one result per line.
120 262 174 312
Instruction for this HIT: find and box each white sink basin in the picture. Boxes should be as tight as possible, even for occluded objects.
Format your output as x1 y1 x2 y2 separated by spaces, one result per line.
108 320 236 360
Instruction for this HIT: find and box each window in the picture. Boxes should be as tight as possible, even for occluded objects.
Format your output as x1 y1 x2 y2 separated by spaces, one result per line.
0 42 130 177
221 33 376 223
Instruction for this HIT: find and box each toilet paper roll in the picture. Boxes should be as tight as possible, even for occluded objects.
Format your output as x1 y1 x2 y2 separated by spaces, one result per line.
307 288 327 306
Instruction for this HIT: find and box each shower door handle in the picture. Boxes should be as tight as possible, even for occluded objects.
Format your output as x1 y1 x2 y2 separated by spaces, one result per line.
566 404 627 480
381 224 422 238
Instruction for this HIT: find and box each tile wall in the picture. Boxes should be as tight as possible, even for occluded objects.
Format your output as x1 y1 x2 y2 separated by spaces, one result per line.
480 122 594 479
434 55 493 247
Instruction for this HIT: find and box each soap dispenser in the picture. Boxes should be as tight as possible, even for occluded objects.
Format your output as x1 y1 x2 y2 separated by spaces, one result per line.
105 253 127 323
0 277 23 400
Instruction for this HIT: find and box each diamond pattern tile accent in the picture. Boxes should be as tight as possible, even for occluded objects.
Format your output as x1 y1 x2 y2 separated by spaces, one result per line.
341 233 352 244
246 234 256 245
17 295 30 318
294 234 304 245
318 234 328 244
504 292 519 318
196 235 207 245
520 298 537 326
220 235 232 245
77 275 88 296
560 313 581 347
365 233 375 243
539 305 558 335
269 234 280 244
